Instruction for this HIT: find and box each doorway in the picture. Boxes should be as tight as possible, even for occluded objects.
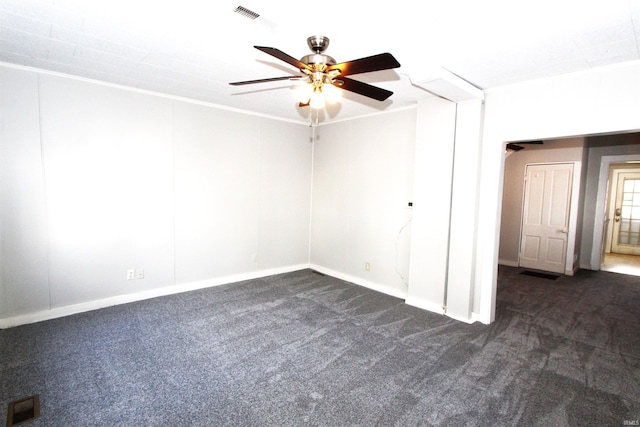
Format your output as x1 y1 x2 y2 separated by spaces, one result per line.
500 134 640 281
601 163 640 276
519 162 574 274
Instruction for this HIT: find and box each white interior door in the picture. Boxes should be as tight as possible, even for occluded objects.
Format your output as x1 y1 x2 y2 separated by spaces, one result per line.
611 172 640 255
519 163 574 274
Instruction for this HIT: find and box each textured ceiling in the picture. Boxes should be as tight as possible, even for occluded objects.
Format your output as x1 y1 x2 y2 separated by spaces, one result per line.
1 0 640 124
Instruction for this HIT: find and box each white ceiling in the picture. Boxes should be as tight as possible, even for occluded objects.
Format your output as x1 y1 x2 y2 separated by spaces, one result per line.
2 0 640 124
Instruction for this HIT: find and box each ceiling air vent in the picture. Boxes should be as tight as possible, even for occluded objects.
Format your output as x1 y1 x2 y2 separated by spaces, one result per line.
234 6 260 20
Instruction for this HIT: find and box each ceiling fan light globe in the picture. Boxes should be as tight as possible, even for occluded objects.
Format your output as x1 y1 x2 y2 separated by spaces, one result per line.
293 82 314 103
323 83 341 104
310 92 325 109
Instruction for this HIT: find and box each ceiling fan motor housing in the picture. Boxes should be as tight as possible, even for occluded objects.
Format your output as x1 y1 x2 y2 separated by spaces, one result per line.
300 54 336 68
303 36 336 73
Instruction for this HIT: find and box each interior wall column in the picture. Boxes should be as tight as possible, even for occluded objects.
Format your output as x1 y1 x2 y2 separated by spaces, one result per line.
445 100 484 322
406 97 457 313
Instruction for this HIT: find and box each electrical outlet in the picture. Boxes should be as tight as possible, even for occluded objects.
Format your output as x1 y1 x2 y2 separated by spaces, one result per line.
135 269 144 279
127 269 135 280
365 262 371 271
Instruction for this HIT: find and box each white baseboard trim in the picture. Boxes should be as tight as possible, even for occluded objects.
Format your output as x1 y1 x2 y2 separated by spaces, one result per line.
498 259 519 267
404 296 445 316
474 311 492 325
1 263 483 328
308 264 408 300
580 263 597 271
0 264 309 329
404 298 479 324
445 311 477 324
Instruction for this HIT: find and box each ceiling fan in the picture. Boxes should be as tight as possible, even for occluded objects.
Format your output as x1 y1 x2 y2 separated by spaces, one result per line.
229 35 401 108
506 140 544 151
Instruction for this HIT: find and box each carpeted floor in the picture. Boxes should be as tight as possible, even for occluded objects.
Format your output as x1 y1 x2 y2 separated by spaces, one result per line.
1 266 639 426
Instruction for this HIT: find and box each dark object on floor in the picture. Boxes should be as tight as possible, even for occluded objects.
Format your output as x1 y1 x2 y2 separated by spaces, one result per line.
6 395 39 426
520 270 560 280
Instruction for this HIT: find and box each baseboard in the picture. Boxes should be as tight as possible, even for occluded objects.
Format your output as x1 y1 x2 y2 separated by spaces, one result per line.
308 264 408 300
404 296 446 316
474 311 492 325
404 295 484 324
0 264 309 329
445 311 477 324
1 264 481 329
580 262 597 271
498 259 519 267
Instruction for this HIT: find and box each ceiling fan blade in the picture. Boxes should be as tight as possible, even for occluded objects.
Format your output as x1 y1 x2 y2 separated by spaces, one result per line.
506 143 525 151
254 46 313 71
229 76 302 86
328 53 400 76
335 77 393 101
517 140 544 144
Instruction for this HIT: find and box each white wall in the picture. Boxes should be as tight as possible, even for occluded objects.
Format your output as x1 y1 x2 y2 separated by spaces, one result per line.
310 109 416 298
0 68 50 317
39 74 176 307
0 66 311 326
173 103 312 282
478 60 640 323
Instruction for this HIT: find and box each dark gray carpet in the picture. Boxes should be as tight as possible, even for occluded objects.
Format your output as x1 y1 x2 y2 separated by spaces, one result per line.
1 267 639 426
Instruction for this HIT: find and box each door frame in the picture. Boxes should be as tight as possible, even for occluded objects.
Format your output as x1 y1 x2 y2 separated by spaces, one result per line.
518 161 582 276
606 166 640 253
591 155 640 270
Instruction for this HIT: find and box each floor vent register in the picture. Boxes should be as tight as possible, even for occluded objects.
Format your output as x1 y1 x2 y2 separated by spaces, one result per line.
6 395 39 426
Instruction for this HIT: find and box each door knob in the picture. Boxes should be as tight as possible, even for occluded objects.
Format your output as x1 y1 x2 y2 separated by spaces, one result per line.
559 228 568 234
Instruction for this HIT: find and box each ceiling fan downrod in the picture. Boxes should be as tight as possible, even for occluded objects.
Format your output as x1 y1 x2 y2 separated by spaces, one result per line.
307 35 330 53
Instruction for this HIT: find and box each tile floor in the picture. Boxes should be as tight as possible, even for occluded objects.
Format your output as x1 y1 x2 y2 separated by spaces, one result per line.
602 253 640 276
